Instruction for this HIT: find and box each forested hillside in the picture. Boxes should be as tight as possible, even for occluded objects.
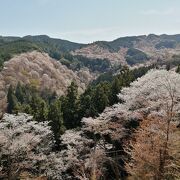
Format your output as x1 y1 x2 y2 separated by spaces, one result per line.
0 40 41 70
0 35 112 73
1 69 180 179
72 34 180 65
0 34 180 179
1 34 180 71
0 51 93 115
2 0 180 178
0 35 83 70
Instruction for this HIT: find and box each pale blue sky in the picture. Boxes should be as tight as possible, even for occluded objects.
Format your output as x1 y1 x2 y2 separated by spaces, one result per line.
1 0 180 43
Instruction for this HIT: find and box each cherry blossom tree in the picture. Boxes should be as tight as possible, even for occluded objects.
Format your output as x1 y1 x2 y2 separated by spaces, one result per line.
118 69 180 117
81 69 180 179
118 69 180 179
0 113 64 179
1 69 180 179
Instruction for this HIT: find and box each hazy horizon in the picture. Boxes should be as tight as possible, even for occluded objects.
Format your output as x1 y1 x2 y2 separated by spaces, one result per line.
2 33 180 44
1 0 180 43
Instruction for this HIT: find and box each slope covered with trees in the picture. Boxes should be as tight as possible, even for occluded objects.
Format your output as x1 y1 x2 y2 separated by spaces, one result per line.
83 69 180 179
1 68 180 179
72 34 180 66
1 33 180 179
0 35 112 74
1 34 180 72
22 35 84 59
2 69 180 179
5 65 152 128
0 51 93 114
0 40 41 70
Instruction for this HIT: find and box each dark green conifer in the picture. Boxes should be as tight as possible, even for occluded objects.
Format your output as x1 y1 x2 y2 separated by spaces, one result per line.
110 77 121 105
62 82 79 129
48 100 65 148
15 82 24 104
7 85 18 114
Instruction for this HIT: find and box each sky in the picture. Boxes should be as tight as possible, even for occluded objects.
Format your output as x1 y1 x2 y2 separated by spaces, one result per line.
1 0 180 43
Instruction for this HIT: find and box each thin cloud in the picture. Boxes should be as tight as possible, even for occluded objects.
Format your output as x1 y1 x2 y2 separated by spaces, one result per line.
141 8 176 16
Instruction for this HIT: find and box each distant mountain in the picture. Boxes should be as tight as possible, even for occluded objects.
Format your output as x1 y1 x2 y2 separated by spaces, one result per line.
0 35 112 73
0 35 84 52
0 36 20 44
22 35 84 59
1 34 180 70
0 39 41 69
0 35 85 70
72 34 180 65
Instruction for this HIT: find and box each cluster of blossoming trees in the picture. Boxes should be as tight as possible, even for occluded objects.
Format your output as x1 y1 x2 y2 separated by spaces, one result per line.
0 69 180 179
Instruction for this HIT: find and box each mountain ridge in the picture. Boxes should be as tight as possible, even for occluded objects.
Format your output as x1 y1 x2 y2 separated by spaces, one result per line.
72 33 180 65
1 33 180 69
1 33 180 48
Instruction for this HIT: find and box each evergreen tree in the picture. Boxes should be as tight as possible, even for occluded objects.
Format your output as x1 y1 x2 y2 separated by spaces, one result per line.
62 82 79 129
12 103 21 115
7 85 18 114
37 100 48 121
66 81 78 107
92 84 109 113
48 100 65 148
79 94 97 118
110 77 121 105
15 82 24 104
30 95 48 122
21 104 32 114
118 66 133 87
22 84 33 104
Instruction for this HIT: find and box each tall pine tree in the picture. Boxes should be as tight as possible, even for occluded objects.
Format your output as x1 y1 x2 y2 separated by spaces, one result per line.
110 77 121 105
62 82 79 129
7 85 18 114
30 95 48 122
92 84 109 113
48 100 65 149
